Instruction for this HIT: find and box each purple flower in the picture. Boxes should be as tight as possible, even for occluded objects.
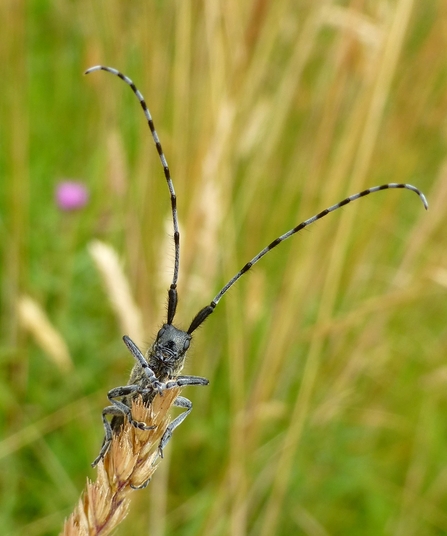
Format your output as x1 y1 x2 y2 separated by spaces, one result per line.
56 181 89 211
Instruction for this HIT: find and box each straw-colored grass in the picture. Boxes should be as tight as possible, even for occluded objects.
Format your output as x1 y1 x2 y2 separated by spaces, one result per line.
62 391 180 536
1 1 447 535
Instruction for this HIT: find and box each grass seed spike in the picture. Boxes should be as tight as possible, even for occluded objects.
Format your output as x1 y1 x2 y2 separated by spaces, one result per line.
85 65 428 469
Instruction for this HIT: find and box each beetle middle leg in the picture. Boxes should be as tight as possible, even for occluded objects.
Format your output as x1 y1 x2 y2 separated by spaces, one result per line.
92 384 156 467
158 395 194 458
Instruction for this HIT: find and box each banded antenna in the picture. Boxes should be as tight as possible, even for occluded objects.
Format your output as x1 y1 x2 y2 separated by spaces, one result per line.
187 183 428 333
85 66 428 337
85 66 180 325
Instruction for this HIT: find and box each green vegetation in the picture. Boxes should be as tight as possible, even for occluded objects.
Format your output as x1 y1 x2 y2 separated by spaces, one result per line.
1 1 447 534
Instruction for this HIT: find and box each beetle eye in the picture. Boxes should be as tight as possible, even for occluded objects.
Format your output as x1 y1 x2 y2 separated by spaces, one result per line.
183 339 190 351
157 326 166 339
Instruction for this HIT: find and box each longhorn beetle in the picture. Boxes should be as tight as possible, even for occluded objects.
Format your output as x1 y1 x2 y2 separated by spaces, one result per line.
85 65 428 469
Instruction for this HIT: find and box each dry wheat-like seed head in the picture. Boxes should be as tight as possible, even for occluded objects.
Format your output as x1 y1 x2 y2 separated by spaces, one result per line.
61 388 180 536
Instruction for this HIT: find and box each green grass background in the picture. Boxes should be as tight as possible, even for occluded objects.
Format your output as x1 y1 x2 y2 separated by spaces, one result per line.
1 1 447 534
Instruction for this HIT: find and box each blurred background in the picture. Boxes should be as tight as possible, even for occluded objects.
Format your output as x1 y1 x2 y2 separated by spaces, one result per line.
1 1 447 535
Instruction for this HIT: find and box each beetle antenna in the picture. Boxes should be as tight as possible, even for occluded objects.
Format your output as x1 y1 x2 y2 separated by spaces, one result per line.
187 183 428 333
85 65 180 324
